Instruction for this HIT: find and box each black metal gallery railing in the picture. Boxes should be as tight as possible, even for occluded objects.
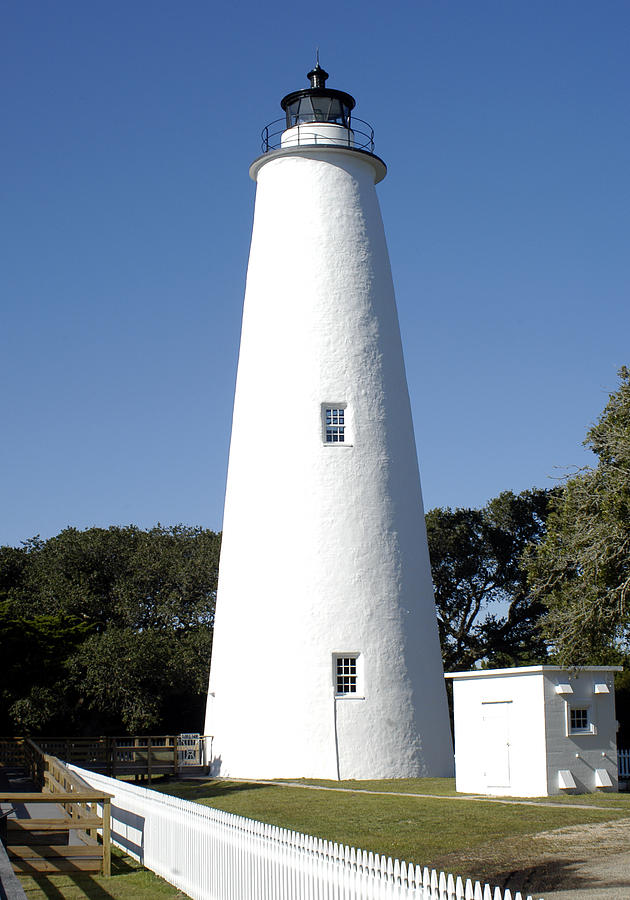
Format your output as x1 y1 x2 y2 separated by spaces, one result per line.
261 117 375 154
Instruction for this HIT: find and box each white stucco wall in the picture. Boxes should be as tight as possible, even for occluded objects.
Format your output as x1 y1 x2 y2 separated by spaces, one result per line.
205 139 453 780
448 666 620 796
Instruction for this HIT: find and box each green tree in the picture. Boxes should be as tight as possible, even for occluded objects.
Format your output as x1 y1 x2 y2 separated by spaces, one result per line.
67 626 211 734
528 367 630 664
0 524 220 735
427 488 555 670
0 599 94 732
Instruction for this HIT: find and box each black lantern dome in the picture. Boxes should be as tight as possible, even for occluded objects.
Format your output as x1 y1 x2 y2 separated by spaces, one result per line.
280 64 355 130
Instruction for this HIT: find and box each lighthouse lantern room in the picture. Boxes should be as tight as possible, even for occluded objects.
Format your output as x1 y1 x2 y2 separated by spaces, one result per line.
281 62 354 126
205 64 454 780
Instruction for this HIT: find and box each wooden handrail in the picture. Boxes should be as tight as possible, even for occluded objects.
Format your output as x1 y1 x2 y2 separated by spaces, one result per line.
0 793 106 802
2 733 200 785
0 838 27 900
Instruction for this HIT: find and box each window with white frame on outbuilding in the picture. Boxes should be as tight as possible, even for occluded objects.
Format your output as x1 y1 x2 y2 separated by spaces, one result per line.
569 706 591 734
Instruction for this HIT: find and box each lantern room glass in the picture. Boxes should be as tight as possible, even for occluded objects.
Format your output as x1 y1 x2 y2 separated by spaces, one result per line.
283 94 352 128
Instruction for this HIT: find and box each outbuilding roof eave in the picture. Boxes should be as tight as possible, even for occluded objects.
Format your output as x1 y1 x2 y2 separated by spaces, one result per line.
444 664 623 680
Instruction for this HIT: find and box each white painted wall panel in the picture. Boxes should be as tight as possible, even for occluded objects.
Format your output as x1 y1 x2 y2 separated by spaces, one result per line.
451 671 547 797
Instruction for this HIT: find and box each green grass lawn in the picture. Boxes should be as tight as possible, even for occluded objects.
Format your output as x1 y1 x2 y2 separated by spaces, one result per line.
17 778 630 897
18 847 189 900
155 778 630 870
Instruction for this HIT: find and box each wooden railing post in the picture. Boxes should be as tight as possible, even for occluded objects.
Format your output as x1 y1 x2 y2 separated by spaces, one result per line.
173 735 179 777
107 737 113 778
147 737 152 784
24 738 45 788
101 797 111 877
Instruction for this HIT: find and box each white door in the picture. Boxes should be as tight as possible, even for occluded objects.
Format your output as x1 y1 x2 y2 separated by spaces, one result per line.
481 701 511 788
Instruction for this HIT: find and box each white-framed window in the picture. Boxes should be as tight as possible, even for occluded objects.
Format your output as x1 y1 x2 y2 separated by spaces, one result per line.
333 653 363 698
322 404 348 444
336 656 357 693
569 706 592 734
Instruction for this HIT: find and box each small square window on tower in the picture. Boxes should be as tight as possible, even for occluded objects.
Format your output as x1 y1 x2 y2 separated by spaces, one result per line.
324 404 346 444
333 653 363 698
336 656 356 693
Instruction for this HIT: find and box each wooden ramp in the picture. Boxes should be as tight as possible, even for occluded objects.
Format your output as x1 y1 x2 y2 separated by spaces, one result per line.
0 739 112 877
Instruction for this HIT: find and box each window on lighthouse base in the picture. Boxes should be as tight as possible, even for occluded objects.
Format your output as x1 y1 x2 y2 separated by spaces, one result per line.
333 653 363 698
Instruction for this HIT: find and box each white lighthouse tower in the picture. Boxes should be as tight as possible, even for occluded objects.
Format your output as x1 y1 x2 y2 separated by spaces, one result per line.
205 64 453 780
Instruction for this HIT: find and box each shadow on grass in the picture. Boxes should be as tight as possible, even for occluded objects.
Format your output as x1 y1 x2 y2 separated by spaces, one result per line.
19 877 67 900
19 850 147 900
159 779 271 802
110 854 139 876
20 873 116 900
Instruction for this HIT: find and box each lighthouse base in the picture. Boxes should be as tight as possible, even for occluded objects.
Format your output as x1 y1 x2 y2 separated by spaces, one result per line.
205 606 455 782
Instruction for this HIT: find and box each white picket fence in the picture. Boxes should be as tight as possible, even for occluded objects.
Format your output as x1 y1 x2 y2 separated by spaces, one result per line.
69 765 541 900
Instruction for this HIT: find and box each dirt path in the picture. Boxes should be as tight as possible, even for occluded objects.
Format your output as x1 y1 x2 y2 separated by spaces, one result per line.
434 818 630 899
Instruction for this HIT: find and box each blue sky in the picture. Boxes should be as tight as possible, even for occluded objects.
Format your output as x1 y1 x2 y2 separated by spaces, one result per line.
2 1 628 547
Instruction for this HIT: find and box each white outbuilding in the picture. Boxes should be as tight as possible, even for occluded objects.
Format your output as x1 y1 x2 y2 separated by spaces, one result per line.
446 665 621 796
